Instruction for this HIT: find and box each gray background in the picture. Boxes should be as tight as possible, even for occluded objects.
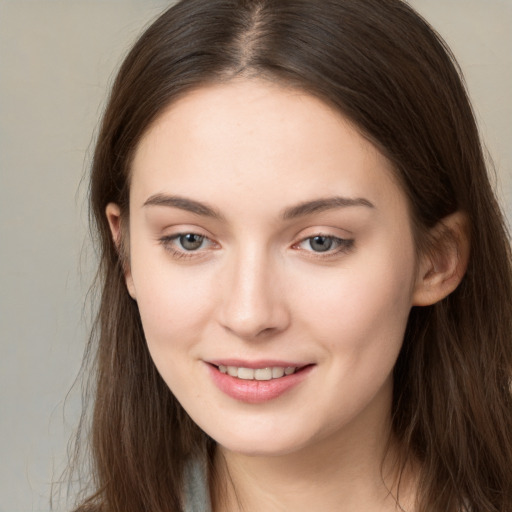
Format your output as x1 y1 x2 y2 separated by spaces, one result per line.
0 1 510 511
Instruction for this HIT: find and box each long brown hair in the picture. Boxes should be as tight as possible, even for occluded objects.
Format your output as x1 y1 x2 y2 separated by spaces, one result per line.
68 1 512 511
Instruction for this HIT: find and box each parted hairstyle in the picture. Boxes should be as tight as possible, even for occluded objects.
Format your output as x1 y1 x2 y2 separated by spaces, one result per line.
68 0 512 511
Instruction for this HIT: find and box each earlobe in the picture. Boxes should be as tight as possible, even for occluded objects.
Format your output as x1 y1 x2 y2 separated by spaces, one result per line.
412 211 470 307
105 203 137 299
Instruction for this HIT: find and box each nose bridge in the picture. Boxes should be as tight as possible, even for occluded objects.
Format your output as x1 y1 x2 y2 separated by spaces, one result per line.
219 240 288 338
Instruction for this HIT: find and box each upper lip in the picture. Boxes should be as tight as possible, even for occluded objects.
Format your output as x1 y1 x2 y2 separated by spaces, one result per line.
206 359 311 369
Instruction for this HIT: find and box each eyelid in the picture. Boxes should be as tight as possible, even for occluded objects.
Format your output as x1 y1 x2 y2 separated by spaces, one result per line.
157 226 354 260
158 229 219 260
292 232 354 258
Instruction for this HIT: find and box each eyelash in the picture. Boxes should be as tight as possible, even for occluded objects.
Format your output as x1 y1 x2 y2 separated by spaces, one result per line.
159 233 214 260
158 233 354 260
293 234 354 259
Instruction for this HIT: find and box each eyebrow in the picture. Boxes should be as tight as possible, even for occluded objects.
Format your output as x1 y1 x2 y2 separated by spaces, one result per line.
143 193 374 220
281 196 374 220
143 194 225 220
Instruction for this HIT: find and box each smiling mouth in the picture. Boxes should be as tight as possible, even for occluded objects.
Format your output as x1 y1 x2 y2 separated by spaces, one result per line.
215 365 300 381
208 363 314 403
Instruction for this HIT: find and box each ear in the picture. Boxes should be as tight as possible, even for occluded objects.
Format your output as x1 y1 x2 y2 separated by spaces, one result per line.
105 203 136 299
412 211 469 306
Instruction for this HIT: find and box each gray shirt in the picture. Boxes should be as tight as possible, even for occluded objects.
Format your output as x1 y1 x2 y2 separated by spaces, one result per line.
183 459 212 512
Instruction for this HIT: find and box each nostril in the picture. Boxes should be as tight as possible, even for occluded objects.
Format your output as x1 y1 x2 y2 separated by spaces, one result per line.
222 322 280 340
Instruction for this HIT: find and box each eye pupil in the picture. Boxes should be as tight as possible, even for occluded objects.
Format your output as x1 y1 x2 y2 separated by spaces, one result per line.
179 233 204 250
310 236 333 252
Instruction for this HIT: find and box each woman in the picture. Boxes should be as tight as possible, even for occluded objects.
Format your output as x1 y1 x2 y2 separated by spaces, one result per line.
69 0 512 511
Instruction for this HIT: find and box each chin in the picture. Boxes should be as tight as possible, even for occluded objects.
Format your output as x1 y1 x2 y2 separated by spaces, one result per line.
204 423 319 457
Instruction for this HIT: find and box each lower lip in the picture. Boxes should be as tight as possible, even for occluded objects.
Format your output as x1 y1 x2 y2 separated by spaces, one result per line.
207 364 313 404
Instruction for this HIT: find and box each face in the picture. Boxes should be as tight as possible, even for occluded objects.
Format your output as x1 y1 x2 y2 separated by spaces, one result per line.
112 79 424 456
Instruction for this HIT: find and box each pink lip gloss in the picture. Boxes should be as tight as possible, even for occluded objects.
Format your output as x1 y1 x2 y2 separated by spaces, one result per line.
207 363 313 403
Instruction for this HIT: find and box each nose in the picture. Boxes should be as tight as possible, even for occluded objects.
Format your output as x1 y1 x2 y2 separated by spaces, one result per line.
218 246 291 340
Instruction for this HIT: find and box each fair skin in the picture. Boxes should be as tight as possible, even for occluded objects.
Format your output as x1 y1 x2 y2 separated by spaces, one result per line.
107 79 467 512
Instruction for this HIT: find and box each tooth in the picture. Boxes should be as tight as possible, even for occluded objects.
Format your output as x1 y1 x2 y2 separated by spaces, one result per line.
220 365 298 380
272 367 285 378
238 367 255 380
254 368 272 381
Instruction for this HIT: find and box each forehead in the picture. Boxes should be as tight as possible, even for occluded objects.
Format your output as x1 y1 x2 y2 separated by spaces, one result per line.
129 79 407 218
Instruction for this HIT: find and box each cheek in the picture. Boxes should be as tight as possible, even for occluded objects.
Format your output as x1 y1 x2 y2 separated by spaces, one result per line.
129 257 217 399
294 243 416 355
129 247 216 349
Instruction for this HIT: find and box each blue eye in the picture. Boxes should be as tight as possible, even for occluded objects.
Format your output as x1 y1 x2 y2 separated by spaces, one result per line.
177 233 205 251
159 232 213 259
308 235 334 252
297 235 353 255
